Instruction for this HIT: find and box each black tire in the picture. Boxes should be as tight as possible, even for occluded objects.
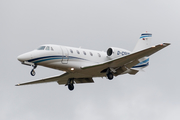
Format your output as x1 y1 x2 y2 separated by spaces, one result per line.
107 73 113 80
68 84 74 91
30 69 36 76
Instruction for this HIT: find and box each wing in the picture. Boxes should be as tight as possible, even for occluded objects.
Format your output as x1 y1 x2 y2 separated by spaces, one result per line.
16 72 94 86
81 43 170 71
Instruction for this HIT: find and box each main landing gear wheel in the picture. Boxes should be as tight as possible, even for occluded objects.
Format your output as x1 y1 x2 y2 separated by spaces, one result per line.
68 84 74 91
107 73 114 80
106 68 114 80
67 78 75 91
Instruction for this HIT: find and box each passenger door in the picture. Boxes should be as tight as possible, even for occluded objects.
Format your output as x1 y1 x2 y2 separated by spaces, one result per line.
60 46 69 64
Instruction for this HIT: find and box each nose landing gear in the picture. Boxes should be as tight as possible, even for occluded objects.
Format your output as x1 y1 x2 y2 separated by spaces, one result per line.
30 65 37 76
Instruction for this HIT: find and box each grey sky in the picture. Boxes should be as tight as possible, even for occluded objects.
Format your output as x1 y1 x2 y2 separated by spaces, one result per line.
1 0 179 120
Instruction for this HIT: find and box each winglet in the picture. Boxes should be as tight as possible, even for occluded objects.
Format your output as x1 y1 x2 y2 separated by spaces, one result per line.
15 84 21 86
162 43 170 46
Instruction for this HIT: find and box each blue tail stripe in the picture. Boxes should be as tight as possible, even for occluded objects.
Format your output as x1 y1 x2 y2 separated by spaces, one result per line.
136 58 149 66
132 58 149 68
132 63 149 68
140 35 152 39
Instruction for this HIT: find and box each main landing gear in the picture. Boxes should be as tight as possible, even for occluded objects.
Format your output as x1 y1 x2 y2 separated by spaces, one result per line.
67 78 75 91
30 65 37 76
106 68 114 80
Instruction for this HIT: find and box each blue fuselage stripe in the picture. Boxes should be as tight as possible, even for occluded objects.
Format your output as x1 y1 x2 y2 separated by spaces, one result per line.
28 56 62 62
28 56 87 63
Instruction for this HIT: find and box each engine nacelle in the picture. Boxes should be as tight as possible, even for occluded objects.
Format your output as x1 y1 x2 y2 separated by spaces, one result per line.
107 47 131 57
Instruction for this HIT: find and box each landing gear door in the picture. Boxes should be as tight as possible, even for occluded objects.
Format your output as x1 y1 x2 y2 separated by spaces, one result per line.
60 46 69 64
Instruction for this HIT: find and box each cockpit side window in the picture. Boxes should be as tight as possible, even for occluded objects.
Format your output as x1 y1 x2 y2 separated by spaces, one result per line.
51 47 54 51
45 46 50 50
37 46 46 50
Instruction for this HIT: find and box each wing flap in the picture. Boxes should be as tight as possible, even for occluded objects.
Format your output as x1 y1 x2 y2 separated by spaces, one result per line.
74 78 94 84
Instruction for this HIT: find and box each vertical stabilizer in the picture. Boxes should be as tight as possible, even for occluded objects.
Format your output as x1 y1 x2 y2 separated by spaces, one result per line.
132 32 152 69
133 32 152 53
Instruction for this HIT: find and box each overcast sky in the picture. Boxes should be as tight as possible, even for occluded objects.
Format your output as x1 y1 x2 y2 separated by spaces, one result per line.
1 0 179 120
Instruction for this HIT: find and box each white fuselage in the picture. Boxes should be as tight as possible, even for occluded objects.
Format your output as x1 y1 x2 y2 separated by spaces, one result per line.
18 44 131 77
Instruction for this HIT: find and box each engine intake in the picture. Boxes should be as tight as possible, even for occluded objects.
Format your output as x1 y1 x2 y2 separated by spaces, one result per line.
107 48 113 56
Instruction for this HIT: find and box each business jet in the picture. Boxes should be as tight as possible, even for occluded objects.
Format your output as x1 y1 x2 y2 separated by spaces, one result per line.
16 32 170 91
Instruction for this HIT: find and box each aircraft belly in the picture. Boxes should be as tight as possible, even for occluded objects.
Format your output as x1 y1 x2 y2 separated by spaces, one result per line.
39 60 92 72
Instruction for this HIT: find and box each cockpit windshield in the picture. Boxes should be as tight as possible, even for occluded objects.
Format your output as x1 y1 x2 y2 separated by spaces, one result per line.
37 46 54 51
37 46 46 50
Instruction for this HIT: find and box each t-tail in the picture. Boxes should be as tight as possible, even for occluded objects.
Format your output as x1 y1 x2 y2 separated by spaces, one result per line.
132 32 152 69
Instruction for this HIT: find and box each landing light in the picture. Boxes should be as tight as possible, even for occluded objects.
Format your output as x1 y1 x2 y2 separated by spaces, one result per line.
71 68 74 71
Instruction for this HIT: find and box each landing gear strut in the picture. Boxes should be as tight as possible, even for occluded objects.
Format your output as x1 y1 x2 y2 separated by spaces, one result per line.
67 78 74 91
30 65 37 76
106 68 114 80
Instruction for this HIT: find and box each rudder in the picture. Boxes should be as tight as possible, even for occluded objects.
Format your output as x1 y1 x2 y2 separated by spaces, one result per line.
132 32 152 69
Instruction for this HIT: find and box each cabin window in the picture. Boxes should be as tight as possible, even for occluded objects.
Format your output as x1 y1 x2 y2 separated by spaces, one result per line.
70 49 73 53
37 46 46 50
90 52 93 56
98 53 101 57
83 51 86 55
77 50 80 54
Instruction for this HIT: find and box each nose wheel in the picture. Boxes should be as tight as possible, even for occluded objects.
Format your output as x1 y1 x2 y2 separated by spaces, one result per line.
30 65 37 76
31 69 36 76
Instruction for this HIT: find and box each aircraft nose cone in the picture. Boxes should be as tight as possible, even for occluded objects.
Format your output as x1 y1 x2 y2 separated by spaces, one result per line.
17 54 26 62
17 52 32 62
